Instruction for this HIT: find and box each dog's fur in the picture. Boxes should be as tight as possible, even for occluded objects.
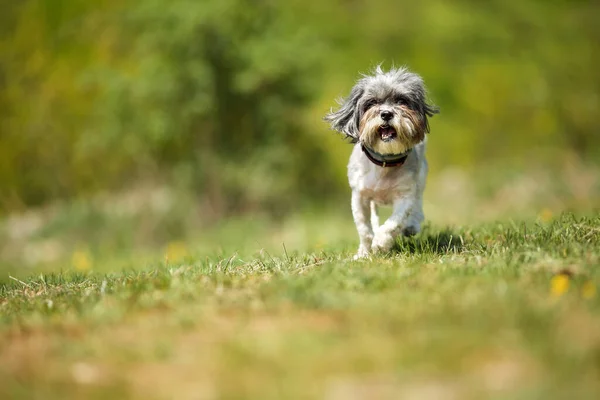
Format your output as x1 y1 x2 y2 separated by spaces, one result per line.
324 66 439 258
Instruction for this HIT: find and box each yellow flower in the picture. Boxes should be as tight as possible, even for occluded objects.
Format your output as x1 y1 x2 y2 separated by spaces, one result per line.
165 241 188 263
72 250 92 271
582 281 596 299
550 274 570 297
539 208 553 223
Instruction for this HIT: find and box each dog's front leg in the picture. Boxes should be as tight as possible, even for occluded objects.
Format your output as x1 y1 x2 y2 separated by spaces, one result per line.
372 194 415 254
351 191 373 259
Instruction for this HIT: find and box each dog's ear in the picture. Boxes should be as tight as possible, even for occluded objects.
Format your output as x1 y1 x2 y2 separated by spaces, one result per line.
422 101 439 133
324 85 364 142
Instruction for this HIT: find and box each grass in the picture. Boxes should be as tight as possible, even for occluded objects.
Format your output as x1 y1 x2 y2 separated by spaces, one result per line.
1 213 599 399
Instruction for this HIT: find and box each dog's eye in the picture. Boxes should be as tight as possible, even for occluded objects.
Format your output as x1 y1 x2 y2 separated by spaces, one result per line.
363 100 376 111
395 96 409 106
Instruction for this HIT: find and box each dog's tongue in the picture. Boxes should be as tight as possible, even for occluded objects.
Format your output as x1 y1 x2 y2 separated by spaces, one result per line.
379 126 397 141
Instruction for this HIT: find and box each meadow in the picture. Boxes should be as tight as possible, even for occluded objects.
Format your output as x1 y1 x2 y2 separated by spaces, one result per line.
1 178 599 398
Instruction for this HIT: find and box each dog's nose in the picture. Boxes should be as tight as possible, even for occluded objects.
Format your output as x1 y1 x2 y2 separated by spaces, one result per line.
380 110 393 121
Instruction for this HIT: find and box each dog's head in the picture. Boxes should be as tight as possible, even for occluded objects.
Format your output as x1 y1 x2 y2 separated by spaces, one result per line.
324 66 439 155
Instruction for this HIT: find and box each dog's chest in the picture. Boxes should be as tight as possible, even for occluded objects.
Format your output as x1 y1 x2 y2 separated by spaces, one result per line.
348 143 420 205
358 168 412 204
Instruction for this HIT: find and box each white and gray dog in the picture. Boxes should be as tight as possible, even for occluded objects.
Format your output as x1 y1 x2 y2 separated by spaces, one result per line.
325 66 439 258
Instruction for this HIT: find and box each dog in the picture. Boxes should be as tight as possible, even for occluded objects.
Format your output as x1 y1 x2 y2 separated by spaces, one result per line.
324 66 439 258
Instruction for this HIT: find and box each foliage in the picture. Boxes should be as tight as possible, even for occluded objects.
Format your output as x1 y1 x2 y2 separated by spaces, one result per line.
1 0 599 214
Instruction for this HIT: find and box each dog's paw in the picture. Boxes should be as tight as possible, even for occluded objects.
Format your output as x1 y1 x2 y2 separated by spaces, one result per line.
353 247 371 260
402 225 420 237
371 231 395 254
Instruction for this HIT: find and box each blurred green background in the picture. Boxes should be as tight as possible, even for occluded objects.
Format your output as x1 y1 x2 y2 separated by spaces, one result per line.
1 0 599 274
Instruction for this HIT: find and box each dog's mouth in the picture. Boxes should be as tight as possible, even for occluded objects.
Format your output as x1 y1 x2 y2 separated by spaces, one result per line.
378 125 397 142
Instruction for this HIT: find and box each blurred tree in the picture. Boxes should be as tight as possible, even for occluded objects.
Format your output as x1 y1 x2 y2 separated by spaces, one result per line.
81 0 332 216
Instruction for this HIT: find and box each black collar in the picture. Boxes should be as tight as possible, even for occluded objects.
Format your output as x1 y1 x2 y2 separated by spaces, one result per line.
361 145 412 168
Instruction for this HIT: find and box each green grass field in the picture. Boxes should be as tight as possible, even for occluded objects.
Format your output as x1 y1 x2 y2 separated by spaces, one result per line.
1 212 599 399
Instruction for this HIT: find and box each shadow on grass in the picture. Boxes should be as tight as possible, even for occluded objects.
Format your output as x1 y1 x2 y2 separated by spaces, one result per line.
393 228 464 255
